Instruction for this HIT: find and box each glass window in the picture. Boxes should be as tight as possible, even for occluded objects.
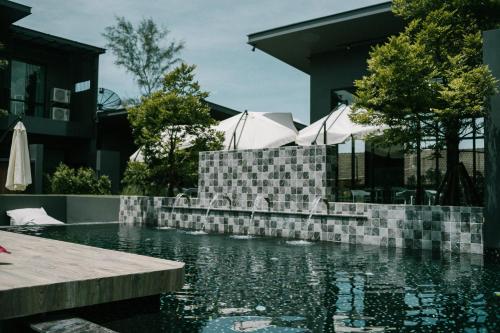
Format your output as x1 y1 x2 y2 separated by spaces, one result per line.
331 88 356 108
10 60 45 117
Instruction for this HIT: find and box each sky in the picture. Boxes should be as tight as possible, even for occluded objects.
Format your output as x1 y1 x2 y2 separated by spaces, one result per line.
14 0 383 124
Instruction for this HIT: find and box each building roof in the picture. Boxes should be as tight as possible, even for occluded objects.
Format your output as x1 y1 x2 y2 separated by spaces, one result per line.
247 2 403 73
0 0 30 26
205 100 241 119
10 25 105 55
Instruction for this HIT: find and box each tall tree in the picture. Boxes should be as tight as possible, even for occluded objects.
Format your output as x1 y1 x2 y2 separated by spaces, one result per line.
103 17 184 96
126 64 222 196
353 0 498 205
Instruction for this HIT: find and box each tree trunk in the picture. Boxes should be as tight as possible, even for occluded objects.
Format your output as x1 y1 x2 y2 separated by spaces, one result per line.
415 120 423 205
167 148 177 197
442 120 461 205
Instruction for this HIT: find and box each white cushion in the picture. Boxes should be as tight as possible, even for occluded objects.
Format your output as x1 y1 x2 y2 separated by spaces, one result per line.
6 207 64 226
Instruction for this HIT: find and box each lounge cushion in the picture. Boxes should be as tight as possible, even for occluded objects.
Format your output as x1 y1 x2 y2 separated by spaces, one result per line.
6 208 64 226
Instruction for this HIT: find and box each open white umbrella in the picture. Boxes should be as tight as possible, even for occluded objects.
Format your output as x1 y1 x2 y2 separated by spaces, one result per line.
130 126 195 162
130 111 299 160
295 104 387 146
219 111 298 150
5 121 32 191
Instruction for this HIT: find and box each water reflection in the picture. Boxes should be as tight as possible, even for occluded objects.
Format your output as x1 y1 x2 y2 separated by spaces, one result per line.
8 224 499 333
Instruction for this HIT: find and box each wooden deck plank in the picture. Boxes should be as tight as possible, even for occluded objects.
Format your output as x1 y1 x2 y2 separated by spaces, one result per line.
0 230 184 320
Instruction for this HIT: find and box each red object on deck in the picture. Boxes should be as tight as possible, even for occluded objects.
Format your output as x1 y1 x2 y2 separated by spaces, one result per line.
0 245 11 254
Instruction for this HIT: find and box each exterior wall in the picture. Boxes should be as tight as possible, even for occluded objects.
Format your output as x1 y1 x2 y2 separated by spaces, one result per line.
198 146 337 212
119 195 484 255
0 194 120 225
309 46 371 122
484 28 500 249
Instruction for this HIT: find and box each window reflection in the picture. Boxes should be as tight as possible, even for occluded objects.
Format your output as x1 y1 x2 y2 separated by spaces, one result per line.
10 60 45 117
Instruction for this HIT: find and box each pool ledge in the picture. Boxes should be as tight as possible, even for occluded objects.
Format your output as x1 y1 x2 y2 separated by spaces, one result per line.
0 231 185 320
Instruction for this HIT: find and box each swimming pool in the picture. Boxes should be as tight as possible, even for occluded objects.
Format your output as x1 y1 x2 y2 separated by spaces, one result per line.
10 223 500 332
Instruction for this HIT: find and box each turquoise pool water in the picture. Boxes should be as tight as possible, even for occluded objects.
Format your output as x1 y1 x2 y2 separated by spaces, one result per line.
10 224 500 332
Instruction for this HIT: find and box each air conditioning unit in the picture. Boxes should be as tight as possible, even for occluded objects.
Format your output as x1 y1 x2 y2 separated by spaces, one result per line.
51 88 71 104
51 107 70 121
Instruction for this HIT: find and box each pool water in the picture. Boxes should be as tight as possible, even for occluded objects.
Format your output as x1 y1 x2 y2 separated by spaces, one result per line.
10 224 500 333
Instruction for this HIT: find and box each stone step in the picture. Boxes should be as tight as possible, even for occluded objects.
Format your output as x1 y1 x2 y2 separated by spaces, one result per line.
31 317 117 333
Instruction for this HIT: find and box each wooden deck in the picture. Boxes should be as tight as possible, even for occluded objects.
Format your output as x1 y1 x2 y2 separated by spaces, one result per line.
0 230 184 320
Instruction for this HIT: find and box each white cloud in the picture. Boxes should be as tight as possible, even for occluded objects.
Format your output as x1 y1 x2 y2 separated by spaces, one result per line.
14 0 383 124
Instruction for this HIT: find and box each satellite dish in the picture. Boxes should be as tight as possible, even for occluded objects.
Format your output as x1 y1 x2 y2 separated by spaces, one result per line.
97 88 122 111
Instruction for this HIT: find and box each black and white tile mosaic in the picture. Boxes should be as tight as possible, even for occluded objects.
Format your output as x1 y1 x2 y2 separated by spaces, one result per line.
119 196 483 255
198 146 337 212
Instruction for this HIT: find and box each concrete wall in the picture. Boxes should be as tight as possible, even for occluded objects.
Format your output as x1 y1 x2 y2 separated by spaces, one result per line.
0 195 120 225
0 195 66 225
484 28 500 249
66 195 120 224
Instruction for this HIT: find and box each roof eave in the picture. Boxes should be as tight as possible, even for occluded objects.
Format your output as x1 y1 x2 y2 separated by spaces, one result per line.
10 25 106 55
247 1 392 44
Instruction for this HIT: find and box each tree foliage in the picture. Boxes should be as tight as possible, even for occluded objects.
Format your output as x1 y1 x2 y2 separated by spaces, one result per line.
124 64 223 196
103 17 184 96
48 163 111 195
353 0 498 205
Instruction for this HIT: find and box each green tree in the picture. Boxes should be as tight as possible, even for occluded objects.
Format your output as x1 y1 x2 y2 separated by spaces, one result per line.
103 17 184 96
353 0 498 205
125 63 222 196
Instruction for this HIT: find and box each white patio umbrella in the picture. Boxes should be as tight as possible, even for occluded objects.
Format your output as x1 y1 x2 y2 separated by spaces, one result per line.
296 104 387 146
130 111 299 160
218 111 298 150
5 121 32 191
130 126 195 162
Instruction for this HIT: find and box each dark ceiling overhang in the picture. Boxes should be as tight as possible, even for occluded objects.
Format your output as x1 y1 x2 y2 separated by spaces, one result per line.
0 0 31 26
9 25 105 55
247 2 404 74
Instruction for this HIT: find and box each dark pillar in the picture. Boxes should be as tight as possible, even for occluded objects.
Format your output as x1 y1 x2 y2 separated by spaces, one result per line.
29 144 44 194
484 29 500 249
96 150 120 194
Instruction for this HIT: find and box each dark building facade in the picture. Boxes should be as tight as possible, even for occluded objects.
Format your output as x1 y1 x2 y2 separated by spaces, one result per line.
0 0 104 193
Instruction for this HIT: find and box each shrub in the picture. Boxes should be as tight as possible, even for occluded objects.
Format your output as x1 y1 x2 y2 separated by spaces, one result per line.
121 161 153 195
48 163 111 195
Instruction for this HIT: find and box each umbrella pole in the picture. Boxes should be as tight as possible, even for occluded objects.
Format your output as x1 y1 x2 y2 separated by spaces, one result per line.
370 141 375 202
323 123 327 144
351 135 355 189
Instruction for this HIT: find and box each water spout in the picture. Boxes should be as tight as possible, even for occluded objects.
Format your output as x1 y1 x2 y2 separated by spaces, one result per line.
168 193 190 227
247 194 270 234
304 196 329 237
203 194 232 230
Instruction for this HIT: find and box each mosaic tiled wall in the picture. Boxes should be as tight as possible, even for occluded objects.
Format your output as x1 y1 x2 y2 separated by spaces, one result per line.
198 146 337 212
119 196 484 255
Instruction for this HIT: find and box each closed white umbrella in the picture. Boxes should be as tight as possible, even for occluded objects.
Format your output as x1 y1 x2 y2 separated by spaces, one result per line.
219 111 298 150
296 104 387 146
5 121 32 191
